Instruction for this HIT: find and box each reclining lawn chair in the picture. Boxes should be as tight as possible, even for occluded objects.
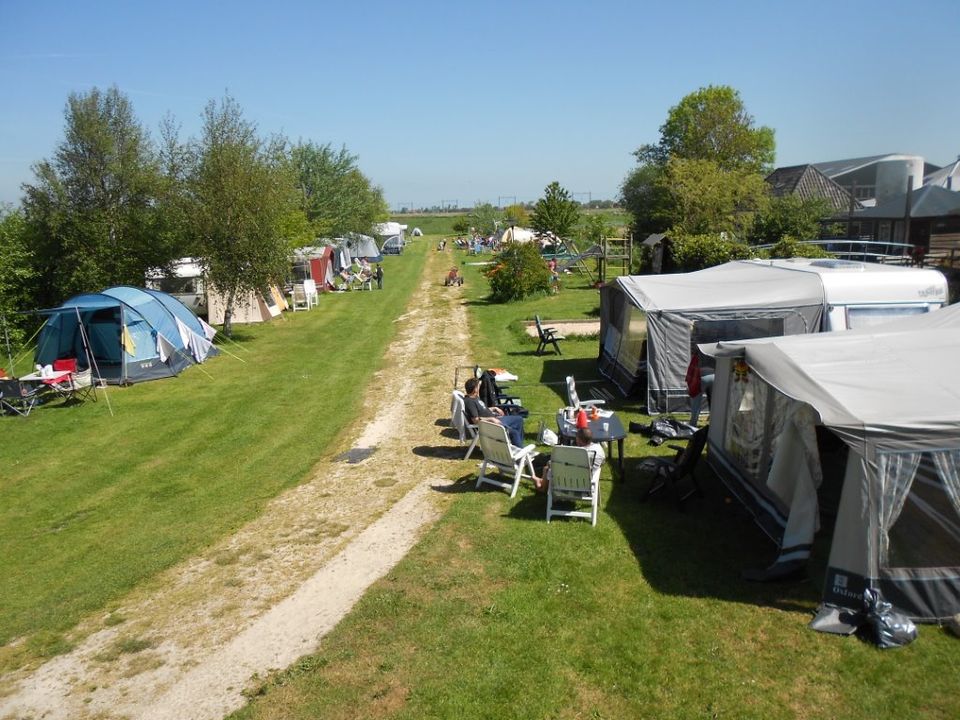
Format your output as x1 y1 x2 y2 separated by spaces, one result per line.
475 420 539 498
0 379 46 417
546 445 601 526
451 390 480 460
637 426 709 507
534 315 564 356
565 375 606 410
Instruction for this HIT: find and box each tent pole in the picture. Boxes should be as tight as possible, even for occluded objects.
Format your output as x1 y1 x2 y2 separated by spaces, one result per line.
75 307 113 417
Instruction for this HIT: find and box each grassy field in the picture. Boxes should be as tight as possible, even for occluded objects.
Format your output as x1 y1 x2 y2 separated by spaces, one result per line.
232 253 960 719
392 209 632 240
0 241 427 673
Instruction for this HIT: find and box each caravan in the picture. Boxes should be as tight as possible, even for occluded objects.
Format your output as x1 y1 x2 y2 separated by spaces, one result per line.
700 304 960 629
599 259 947 413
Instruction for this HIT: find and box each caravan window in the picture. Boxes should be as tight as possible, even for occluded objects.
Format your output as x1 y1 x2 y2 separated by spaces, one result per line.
846 305 930 330
883 449 960 570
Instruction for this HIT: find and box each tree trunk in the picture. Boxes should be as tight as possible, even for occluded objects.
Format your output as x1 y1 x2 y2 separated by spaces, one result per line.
223 284 237 337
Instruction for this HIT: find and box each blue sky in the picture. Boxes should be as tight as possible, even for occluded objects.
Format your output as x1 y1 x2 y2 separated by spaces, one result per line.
2 0 958 210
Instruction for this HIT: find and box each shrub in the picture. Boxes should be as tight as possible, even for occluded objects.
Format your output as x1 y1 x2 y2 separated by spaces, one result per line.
486 242 552 302
766 235 833 259
668 232 754 272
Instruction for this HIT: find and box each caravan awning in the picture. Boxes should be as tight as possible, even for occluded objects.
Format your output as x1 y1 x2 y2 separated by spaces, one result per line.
700 304 960 447
616 261 825 313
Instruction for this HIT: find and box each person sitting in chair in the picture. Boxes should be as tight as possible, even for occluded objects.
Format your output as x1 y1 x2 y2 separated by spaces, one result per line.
534 426 604 492
463 377 525 447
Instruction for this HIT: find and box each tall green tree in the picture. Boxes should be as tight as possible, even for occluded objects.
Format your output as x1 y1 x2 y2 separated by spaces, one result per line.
531 181 580 238
21 86 171 306
750 195 831 244
621 85 775 239
470 202 501 236
635 85 775 173
0 207 35 349
186 95 305 336
290 142 387 238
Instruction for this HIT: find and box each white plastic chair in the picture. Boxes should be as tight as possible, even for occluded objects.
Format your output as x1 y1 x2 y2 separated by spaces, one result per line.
566 375 606 410
546 445 601 526
303 278 319 307
290 283 310 311
450 390 480 460
476 420 538 498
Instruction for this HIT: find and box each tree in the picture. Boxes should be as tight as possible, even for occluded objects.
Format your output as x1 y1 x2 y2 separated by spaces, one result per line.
531 182 580 238
621 85 776 241
470 203 501 236
503 203 529 228
750 195 831 244
186 95 304 336
0 207 35 348
486 241 553 302
21 86 170 306
290 142 387 238
660 157 769 237
636 85 775 174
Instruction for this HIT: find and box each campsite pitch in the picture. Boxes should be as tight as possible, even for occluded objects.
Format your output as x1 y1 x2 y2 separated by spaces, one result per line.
0 241 472 719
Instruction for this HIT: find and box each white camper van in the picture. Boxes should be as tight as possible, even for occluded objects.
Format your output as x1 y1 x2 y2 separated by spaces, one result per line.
145 257 207 316
598 258 948 412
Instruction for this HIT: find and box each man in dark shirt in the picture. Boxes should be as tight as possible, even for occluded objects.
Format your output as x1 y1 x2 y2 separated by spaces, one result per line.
375 264 384 289
463 377 525 447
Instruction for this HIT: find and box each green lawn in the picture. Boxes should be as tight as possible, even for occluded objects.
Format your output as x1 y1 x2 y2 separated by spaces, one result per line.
0 242 427 672
232 256 960 720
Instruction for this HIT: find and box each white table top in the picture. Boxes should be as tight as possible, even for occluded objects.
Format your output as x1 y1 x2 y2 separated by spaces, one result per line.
20 370 72 382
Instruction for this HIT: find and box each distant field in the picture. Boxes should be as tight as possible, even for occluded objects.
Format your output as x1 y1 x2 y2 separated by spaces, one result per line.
391 208 632 240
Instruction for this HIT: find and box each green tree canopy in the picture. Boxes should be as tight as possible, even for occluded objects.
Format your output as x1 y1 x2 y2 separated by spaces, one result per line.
503 203 529 228
531 182 580 238
750 195 831 244
186 95 305 336
0 207 35 348
470 203 501 236
21 86 171 306
636 85 775 174
621 85 776 240
291 142 387 238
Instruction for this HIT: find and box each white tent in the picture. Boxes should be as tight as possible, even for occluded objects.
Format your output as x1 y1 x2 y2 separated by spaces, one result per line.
599 259 947 413
701 304 960 629
500 226 536 244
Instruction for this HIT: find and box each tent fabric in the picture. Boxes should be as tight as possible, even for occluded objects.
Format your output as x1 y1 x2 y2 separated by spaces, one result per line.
340 233 383 262
36 287 215 385
601 261 826 412
700 304 960 623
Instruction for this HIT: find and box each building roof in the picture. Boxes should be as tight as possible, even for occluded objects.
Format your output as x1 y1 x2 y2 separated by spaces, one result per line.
855 185 960 219
765 164 861 213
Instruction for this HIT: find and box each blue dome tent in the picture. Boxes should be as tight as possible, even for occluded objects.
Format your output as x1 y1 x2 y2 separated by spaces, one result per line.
35 286 217 385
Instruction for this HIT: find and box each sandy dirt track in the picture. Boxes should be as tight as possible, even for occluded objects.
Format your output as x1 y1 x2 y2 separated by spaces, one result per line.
0 246 471 720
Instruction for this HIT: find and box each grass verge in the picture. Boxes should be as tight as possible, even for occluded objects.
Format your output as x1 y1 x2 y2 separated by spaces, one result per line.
0 241 427 673
231 253 960 719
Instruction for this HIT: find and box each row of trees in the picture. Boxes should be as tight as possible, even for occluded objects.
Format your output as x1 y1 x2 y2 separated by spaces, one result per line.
620 85 831 271
1 87 388 338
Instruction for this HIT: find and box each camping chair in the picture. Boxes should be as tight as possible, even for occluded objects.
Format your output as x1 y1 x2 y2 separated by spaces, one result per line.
451 390 480 460
0 379 45 417
303 279 319 307
546 445 601 526
50 359 97 403
290 283 310 311
475 420 539 498
566 375 606 410
637 426 709 507
534 315 564 356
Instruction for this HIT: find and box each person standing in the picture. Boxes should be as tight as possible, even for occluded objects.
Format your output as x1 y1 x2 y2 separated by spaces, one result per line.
375 264 383 289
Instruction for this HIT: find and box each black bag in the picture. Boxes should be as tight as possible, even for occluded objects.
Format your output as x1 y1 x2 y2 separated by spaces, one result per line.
863 588 917 649
630 417 696 440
